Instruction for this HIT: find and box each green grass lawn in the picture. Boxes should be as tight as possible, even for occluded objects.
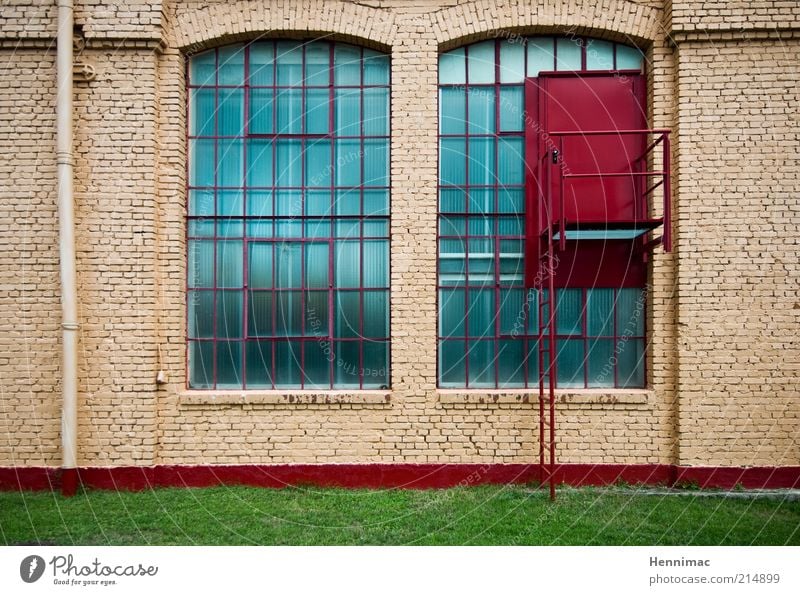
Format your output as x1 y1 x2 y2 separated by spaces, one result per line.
1 485 798 546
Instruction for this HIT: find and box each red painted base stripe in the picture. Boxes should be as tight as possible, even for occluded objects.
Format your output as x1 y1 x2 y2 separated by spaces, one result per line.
1 464 798 493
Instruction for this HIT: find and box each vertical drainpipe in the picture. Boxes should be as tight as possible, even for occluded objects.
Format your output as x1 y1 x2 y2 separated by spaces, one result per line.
57 0 79 497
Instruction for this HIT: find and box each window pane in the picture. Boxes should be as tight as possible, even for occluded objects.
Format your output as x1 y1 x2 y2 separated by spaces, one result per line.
617 288 645 335
218 45 244 85
440 137 466 186
307 190 332 216
363 240 388 287
217 290 243 338
616 45 644 70
468 188 493 214
587 338 614 387
275 341 302 388
216 340 242 388
335 88 361 136
468 137 494 185
276 291 302 336
305 42 330 86
556 38 582 70
248 242 273 288
218 88 243 135
440 188 465 213
439 340 466 386
335 291 360 338
189 189 214 216
335 188 360 215
439 87 466 135
468 87 495 134
188 220 214 237
246 340 273 388
499 288 524 335
217 190 243 217
218 139 243 187
526 339 541 385
498 86 523 132
364 138 388 186
439 48 465 85
276 88 301 134
334 341 360 388
468 288 495 338
190 88 215 136
275 242 302 288
188 291 214 338
304 340 330 388
276 42 302 86
188 341 213 388
189 139 215 187
618 338 645 387
363 48 389 85
499 40 525 83
363 291 388 337
586 39 614 70
334 44 361 85
335 140 361 187
363 189 389 216
440 288 465 337
247 139 273 187
188 240 214 288
276 140 302 186
304 243 329 289
216 241 243 287
305 140 331 187
556 339 584 388
362 341 389 388
363 88 388 136
247 291 273 337
467 40 495 84
190 50 215 86
556 288 582 335
305 290 328 337
498 188 523 213
305 88 329 134
587 288 614 336
527 37 554 76
249 89 274 134
498 137 523 185
467 340 495 387
249 42 274 86
335 241 360 287
498 339 524 387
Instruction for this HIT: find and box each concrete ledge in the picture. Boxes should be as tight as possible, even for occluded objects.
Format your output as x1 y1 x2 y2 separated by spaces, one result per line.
438 389 652 406
178 390 391 407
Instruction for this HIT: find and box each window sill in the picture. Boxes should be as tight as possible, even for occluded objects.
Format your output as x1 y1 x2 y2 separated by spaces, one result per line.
437 389 652 407
178 390 391 407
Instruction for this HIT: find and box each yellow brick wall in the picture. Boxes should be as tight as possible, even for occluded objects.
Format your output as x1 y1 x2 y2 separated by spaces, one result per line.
0 0 797 470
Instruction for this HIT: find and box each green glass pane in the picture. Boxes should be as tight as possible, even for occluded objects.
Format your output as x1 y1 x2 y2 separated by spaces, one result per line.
275 242 302 288
305 140 331 187
217 190 242 217
335 140 361 186
218 45 244 85
363 88 388 136
439 87 466 134
187 240 214 288
334 45 361 86
335 218 359 239
245 341 273 388
305 88 329 134
247 291 273 337
468 87 495 134
189 139 215 187
218 140 243 187
498 188 523 213
363 49 389 85
305 290 328 337
335 188 360 216
468 288 495 338
527 37 554 76
188 220 214 237
498 87 524 132
217 221 242 237
190 88 215 136
335 88 361 136
362 341 389 388
275 341 302 388
247 191 272 219
188 190 214 216
498 339 525 387
498 137 524 185
188 291 214 338
440 188 465 213
364 240 388 288
587 338 615 387
363 220 388 237
249 42 274 86
556 339 584 388
305 42 330 86
305 243 329 289
306 190 332 217
363 291 388 338
439 340 466 386
276 291 302 336
277 88 302 134
188 341 213 388
616 44 644 70
499 40 525 83
216 290 243 339
276 41 302 86
526 289 540 334
587 39 614 70
468 188 493 214
247 220 273 238
335 241 360 287
304 340 330 389
587 288 614 336
216 240 243 287
526 339 541 385
618 338 645 387
439 289 465 337
556 288 582 335
247 139 273 187
306 218 330 239
498 216 523 236
276 140 302 186
363 189 389 216
468 137 494 185
249 89 274 134
438 243 465 283
248 242 273 288
467 340 495 387
334 341 360 388
364 138 388 186
440 137 466 186
334 291 359 338
439 48 465 85
556 38 582 71
218 88 243 135
617 288 645 335
468 40 495 84
499 288 524 335
189 50 215 86
216 340 242 388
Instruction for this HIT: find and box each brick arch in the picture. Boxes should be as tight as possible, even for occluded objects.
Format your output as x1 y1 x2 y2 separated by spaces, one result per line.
168 0 397 53
431 0 662 50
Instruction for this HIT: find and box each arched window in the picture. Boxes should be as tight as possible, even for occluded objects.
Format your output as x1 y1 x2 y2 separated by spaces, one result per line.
187 41 390 390
438 37 647 389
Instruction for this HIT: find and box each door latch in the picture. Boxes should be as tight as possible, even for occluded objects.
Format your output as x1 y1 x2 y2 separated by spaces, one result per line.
551 149 559 164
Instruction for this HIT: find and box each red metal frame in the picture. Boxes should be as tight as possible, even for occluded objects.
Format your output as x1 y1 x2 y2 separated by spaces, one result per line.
186 41 391 390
